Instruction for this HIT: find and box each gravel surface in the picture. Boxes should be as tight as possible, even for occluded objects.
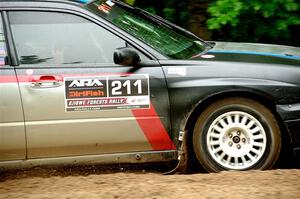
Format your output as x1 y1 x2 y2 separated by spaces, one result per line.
1 166 300 199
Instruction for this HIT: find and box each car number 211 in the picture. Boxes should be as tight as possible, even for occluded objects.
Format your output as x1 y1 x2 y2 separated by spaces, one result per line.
108 75 149 97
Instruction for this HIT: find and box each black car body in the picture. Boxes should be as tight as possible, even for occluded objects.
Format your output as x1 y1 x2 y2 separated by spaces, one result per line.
0 0 299 172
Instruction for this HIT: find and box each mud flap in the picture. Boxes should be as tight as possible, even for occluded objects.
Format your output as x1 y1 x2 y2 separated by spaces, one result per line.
163 131 188 175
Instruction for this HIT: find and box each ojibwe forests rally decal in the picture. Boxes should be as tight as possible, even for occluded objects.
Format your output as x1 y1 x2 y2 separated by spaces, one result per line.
64 74 150 112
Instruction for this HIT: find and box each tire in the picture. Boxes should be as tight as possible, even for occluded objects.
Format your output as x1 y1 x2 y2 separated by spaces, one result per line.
192 97 281 172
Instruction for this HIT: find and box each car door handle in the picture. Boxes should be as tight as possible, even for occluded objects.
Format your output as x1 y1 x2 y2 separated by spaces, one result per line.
30 75 63 88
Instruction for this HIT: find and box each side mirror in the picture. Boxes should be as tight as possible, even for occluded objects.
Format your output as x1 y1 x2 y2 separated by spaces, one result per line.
114 47 141 66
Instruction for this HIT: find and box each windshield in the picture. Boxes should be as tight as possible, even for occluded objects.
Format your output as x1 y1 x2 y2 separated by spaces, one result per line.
86 0 211 59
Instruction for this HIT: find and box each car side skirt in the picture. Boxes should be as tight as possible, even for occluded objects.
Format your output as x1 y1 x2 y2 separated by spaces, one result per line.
0 150 178 170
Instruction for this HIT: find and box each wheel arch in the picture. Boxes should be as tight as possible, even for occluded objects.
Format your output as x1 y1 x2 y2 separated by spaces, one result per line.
182 90 292 169
185 91 278 131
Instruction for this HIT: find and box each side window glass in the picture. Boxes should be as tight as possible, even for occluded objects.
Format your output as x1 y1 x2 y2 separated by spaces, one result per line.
9 11 126 65
0 15 7 66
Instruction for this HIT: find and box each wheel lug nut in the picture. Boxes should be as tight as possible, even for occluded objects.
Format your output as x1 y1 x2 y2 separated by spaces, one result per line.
237 131 241 136
229 142 233 147
242 138 246 142
237 144 241 149
229 134 233 138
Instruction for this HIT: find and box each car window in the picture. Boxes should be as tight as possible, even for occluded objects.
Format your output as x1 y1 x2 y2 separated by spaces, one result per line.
9 11 126 65
0 15 7 66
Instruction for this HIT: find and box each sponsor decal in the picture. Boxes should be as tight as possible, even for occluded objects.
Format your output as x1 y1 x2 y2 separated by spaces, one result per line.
65 74 150 112
106 0 115 6
98 1 114 14
167 67 186 76
200 54 215 59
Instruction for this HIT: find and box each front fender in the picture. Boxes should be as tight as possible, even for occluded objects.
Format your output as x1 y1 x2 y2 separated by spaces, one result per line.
166 77 300 146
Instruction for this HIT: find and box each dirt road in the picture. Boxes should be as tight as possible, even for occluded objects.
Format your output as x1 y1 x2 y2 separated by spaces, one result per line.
1 166 300 199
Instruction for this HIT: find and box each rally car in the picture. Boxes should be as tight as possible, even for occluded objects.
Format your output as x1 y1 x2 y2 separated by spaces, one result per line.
0 0 300 172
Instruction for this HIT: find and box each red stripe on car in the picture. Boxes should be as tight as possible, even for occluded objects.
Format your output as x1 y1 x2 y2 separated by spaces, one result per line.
0 73 133 83
131 103 176 150
0 75 18 83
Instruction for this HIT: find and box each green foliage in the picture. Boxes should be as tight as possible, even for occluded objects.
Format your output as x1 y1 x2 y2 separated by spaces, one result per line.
207 0 300 45
163 7 176 22
207 0 243 29
124 0 136 5
144 7 157 14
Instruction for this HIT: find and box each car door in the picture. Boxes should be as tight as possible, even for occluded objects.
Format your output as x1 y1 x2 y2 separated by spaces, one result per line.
8 10 174 159
0 13 26 161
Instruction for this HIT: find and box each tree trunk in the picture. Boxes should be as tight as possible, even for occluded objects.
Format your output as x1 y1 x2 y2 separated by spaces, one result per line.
187 0 212 40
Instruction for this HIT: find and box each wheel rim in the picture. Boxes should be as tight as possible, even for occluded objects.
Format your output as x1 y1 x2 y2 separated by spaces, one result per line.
206 111 267 170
